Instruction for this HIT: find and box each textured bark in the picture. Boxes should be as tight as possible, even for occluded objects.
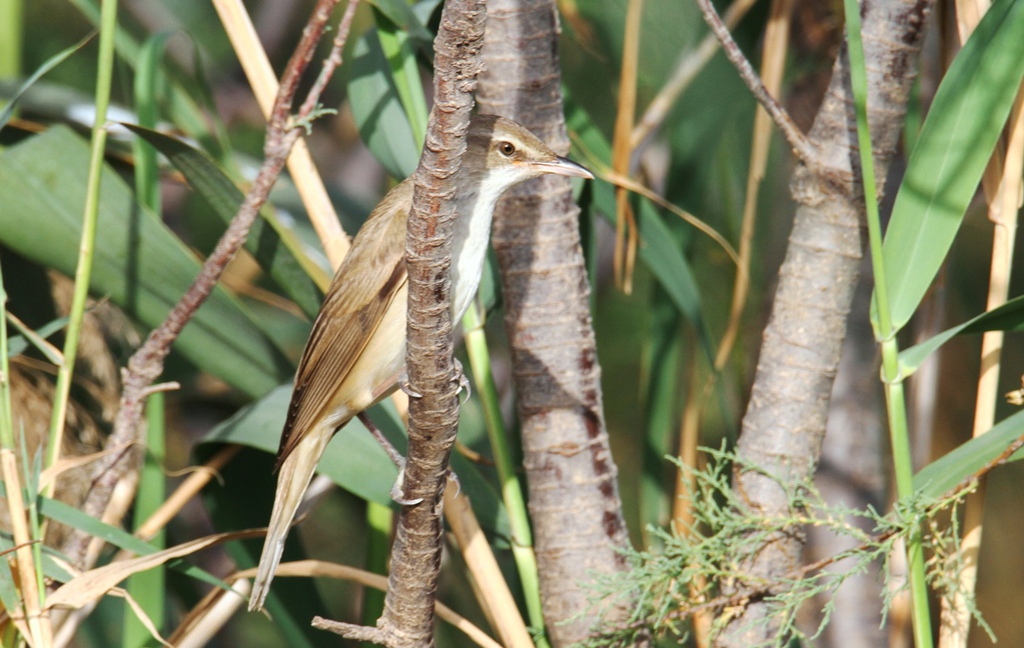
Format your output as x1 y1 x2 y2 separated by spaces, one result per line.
379 1 485 646
477 2 637 645
718 0 932 644
807 272 887 647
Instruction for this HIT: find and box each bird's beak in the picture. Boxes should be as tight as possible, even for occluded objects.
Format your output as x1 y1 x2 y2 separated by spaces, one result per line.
532 156 595 180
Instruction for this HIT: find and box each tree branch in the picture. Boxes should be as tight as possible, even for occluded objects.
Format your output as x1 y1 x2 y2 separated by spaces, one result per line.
718 0 933 643
693 0 823 172
312 0 487 645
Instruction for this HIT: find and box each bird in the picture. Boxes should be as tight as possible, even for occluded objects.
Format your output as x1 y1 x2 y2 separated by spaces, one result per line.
249 114 593 611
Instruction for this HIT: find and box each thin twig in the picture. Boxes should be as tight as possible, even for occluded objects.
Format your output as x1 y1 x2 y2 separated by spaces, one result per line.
693 0 820 170
212 0 352 268
299 0 361 121
60 0 357 570
313 619 386 642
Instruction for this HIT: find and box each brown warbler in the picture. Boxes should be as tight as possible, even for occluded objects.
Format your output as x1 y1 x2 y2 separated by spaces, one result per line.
249 114 593 611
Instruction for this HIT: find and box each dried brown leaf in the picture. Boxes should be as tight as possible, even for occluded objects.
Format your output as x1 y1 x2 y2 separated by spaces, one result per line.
46 529 261 611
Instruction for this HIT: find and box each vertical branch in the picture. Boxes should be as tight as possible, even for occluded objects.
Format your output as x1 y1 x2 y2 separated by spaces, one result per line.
716 0 933 643
312 1 487 645
383 0 487 642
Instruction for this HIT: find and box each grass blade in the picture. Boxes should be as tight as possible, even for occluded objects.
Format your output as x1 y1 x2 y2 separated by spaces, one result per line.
881 0 1024 331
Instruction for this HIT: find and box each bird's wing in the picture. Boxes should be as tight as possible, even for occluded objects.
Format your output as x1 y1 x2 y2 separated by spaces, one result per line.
275 180 413 467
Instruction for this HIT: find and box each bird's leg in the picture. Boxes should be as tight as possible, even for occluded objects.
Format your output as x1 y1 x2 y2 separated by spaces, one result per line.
384 360 467 505
357 412 423 506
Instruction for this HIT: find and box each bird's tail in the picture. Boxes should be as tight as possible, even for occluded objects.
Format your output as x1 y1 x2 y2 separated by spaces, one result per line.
249 424 334 612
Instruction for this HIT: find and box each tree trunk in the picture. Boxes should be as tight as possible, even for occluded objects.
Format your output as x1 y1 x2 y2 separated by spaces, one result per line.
719 0 932 644
808 270 887 647
477 1 637 644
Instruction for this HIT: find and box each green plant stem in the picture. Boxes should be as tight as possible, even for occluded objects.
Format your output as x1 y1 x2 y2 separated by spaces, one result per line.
0 0 21 80
134 32 170 212
124 393 167 646
45 0 118 495
462 302 548 646
844 0 932 644
128 50 171 637
882 338 932 646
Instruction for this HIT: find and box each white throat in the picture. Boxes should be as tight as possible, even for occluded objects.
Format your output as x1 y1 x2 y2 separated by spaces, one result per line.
449 166 524 321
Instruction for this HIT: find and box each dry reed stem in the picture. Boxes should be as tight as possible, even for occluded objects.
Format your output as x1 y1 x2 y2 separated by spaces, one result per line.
443 479 535 648
1 449 49 646
610 0 644 293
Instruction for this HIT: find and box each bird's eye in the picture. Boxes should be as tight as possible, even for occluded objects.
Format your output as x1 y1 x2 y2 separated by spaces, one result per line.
498 141 516 156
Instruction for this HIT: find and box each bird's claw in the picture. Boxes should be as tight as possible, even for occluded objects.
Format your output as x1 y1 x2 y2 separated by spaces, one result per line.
446 470 462 497
390 459 424 506
398 371 423 399
453 359 471 403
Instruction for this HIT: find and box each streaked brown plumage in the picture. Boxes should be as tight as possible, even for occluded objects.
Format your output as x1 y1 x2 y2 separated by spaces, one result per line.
249 115 593 611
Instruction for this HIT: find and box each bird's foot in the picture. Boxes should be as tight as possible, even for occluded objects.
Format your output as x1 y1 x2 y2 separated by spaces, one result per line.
446 470 462 497
390 458 424 506
453 358 471 403
398 371 423 399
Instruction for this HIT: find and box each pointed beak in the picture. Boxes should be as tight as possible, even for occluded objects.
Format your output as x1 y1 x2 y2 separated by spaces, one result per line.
532 156 595 180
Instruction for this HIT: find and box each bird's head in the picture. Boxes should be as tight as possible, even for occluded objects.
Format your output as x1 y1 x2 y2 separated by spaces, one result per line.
462 115 593 195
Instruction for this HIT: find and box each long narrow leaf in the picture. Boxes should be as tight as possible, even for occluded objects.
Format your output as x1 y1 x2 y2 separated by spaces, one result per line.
900 294 1024 375
881 0 1024 331
0 127 293 398
347 28 420 179
6 315 67 363
0 31 94 132
914 407 1024 499
367 0 438 53
372 7 428 146
126 124 325 319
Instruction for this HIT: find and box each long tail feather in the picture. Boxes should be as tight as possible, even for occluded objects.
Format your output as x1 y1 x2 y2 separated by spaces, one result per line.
249 424 334 611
